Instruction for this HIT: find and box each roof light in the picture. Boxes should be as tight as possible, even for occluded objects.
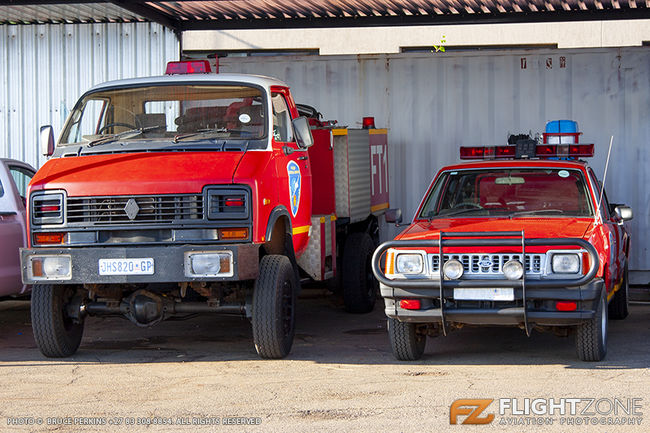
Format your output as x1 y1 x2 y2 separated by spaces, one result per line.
362 117 375 129
543 119 582 144
165 60 212 75
460 143 593 160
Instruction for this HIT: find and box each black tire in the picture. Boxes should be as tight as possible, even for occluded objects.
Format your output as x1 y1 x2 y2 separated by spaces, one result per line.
388 318 426 361
608 266 629 320
31 284 84 358
252 255 297 359
342 232 378 313
575 290 607 362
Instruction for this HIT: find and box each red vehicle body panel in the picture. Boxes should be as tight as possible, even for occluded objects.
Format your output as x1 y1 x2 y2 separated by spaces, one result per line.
400 158 629 299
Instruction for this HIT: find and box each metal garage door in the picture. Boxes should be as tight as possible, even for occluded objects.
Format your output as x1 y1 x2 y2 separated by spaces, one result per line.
219 48 649 273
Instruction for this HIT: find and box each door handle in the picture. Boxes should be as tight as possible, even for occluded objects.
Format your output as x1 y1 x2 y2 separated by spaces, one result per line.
297 155 308 161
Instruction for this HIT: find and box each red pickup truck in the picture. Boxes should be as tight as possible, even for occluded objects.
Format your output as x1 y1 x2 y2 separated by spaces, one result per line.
373 137 632 362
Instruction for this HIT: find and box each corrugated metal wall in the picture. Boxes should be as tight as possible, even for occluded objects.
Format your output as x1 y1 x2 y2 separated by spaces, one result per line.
0 22 178 169
219 48 649 271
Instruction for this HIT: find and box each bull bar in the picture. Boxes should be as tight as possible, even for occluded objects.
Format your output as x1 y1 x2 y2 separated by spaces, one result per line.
371 231 600 336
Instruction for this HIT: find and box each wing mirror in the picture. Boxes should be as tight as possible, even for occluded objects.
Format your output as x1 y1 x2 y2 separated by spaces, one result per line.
385 208 404 225
40 125 55 157
292 116 314 149
614 205 633 222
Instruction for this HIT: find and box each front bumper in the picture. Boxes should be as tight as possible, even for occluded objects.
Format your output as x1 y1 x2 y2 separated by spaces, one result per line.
372 232 602 329
21 244 259 285
381 279 604 326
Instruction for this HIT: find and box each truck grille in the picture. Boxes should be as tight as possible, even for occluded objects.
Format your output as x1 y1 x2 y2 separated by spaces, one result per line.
430 253 544 275
67 195 203 225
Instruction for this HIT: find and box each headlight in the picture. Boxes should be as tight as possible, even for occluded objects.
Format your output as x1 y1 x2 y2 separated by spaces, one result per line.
395 254 424 274
31 192 64 225
502 259 524 280
184 252 233 277
443 259 464 280
552 254 580 274
27 255 72 280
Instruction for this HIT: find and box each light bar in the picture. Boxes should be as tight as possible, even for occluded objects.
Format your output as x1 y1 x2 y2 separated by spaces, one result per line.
460 143 594 160
165 60 211 75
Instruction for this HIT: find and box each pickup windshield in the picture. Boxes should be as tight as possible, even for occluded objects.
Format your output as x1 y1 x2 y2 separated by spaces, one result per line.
419 168 594 219
60 84 266 146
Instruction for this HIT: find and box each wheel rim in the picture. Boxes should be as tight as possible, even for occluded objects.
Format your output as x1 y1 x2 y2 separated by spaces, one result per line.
61 287 79 332
281 280 294 338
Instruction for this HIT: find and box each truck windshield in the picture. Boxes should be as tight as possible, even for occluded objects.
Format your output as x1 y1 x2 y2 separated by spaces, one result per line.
59 84 266 145
419 168 594 219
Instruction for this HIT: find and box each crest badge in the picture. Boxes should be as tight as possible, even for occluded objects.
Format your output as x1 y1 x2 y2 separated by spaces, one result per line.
287 161 301 217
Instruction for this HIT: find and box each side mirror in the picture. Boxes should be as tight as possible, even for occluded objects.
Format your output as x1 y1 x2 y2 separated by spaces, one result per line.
614 205 633 222
40 125 55 157
385 208 403 225
292 116 314 149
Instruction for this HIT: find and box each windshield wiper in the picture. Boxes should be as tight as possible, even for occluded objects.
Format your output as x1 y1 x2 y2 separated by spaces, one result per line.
511 209 566 217
88 126 160 147
435 208 487 218
172 127 252 143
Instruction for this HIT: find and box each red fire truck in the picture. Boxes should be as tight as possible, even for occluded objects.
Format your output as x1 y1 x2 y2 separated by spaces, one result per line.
373 127 632 362
21 61 389 359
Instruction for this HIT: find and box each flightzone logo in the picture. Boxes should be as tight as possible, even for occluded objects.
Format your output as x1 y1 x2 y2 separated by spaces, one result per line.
450 398 644 426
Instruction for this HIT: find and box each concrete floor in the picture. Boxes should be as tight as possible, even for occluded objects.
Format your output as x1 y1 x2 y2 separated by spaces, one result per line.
0 294 648 432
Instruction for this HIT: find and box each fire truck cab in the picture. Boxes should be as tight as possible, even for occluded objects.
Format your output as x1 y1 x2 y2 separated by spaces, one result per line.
22 61 388 359
373 124 632 362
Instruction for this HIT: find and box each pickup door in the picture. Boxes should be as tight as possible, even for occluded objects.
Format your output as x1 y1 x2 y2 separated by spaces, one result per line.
0 160 35 297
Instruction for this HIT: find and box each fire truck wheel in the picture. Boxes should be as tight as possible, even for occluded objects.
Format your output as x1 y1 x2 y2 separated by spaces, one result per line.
252 255 296 359
342 232 378 313
388 318 426 361
575 290 607 362
31 284 84 358
608 265 629 320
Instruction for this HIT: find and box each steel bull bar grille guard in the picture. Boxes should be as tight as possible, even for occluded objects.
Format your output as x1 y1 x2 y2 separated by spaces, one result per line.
371 231 600 336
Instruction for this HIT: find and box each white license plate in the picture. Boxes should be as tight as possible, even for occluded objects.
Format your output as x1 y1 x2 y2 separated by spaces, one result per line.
453 288 514 301
98 258 154 275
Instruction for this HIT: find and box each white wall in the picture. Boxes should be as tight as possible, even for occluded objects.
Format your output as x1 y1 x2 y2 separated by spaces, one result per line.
183 20 650 55
217 48 650 271
0 22 179 169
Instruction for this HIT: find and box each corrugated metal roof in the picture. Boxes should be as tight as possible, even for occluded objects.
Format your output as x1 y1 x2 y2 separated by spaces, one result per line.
0 1 648 30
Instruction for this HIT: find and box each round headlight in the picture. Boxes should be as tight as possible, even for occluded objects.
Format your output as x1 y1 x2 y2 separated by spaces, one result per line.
503 259 524 280
395 254 424 274
443 259 464 280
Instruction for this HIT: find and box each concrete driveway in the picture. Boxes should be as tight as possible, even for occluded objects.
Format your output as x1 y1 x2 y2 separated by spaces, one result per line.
1 294 648 432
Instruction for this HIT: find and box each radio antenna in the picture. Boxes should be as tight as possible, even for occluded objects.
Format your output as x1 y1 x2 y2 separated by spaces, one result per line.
595 136 613 219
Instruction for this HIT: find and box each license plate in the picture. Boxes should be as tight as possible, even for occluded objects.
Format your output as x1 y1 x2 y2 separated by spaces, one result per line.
453 288 514 301
98 258 154 275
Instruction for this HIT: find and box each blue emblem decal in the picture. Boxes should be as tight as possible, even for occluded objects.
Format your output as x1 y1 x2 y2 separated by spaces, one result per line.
287 161 301 217
479 256 493 268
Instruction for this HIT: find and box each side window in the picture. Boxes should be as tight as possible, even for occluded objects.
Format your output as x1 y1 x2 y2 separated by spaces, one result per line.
9 166 34 198
68 99 107 142
271 93 294 143
0 179 4 197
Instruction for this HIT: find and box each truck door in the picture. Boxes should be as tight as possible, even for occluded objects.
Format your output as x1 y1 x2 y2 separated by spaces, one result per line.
0 164 34 296
270 91 312 256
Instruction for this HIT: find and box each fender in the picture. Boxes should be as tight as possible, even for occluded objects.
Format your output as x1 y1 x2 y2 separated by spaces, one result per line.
265 205 292 242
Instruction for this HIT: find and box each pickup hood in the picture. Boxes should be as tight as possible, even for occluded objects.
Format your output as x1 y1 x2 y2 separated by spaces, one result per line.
399 218 595 241
30 152 246 196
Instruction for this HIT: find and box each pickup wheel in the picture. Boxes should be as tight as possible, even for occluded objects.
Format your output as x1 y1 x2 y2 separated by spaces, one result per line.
388 318 426 361
252 255 296 359
575 290 607 362
342 232 378 313
31 284 84 358
608 265 629 320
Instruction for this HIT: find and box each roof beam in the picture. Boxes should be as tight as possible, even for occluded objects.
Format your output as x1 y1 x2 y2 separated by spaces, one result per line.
179 8 650 30
108 1 182 32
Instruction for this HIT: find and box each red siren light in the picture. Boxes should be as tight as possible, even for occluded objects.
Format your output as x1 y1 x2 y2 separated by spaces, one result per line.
165 60 212 75
460 144 594 160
